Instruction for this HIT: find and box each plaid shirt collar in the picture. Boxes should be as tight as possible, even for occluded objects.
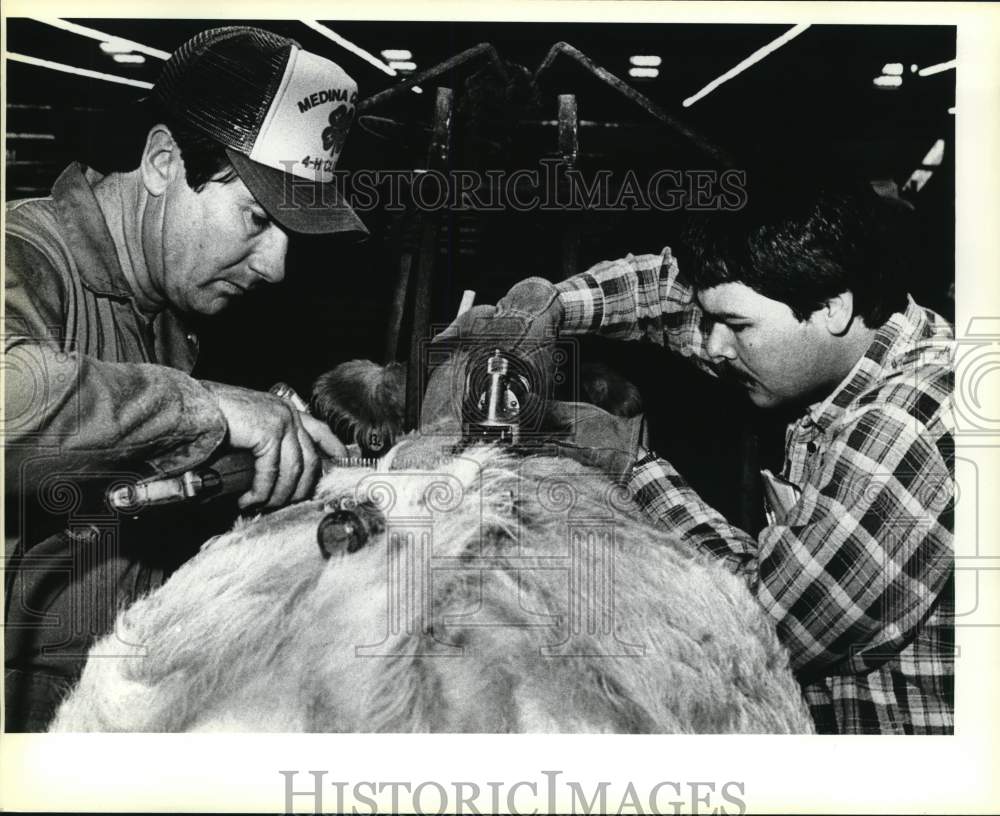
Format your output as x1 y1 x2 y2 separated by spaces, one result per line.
805 298 948 433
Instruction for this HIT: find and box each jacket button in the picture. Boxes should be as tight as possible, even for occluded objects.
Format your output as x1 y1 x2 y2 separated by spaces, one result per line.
807 441 819 453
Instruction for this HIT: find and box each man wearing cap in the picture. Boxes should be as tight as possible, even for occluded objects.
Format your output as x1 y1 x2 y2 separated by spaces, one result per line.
4 26 366 730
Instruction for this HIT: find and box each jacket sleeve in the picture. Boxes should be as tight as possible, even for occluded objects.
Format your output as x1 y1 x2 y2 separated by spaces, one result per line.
3 234 228 494
625 404 954 680
554 247 717 376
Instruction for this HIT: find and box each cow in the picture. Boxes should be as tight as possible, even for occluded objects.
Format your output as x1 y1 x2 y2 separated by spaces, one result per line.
49 436 811 733
49 348 813 733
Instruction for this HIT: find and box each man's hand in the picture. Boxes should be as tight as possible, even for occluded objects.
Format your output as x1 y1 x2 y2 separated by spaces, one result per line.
431 278 565 403
434 277 564 344
203 382 347 510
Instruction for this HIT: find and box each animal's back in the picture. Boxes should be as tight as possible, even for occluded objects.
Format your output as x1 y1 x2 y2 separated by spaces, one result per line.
49 445 814 733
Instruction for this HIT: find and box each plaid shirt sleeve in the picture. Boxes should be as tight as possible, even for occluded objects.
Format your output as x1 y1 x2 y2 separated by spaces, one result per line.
625 402 954 681
554 247 716 376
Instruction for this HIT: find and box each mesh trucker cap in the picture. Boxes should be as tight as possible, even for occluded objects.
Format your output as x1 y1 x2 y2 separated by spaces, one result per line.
151 26 367 236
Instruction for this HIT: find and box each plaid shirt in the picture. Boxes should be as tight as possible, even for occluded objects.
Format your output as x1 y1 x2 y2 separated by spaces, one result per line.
555 249 955 734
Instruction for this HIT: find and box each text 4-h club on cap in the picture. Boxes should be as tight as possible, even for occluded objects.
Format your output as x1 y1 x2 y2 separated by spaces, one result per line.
151 26 367 236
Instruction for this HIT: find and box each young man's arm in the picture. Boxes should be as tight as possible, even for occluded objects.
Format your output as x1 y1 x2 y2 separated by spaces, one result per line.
554 247 716 374
626 402 954 679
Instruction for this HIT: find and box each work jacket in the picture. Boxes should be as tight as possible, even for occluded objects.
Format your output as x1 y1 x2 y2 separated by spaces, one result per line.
4 163 235 730
4 162 227 503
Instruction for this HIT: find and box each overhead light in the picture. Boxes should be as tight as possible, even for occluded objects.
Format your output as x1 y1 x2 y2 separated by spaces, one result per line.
903 168 933 194
921 139 946 167
5 50 154 89
381 49 412 61
629 67 659 78
881 62 904 76
301 19 396 76
903 137 947 195
113 53 146 64
948 106 956 115
682 23 810 107
629 55 661 67
387 60 417 72
299 21 422 94
100 39 136 55
918 59 956 77
873 75 903 88
30 18 170 59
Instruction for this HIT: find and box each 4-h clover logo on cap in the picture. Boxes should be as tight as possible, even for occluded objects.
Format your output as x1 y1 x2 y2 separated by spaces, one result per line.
322 104 355 154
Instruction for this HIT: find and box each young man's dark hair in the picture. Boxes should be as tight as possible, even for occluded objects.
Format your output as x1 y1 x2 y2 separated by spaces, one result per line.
681 174 910 326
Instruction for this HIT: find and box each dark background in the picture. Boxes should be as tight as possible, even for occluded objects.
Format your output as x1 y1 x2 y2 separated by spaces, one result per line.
5 19 956 529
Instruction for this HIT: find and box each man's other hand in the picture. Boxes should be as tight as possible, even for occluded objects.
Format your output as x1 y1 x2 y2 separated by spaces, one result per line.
203 382 347 510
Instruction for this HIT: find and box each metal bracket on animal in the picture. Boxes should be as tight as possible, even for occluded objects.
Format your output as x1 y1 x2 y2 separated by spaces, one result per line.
317 496 386 558
310 352 643 463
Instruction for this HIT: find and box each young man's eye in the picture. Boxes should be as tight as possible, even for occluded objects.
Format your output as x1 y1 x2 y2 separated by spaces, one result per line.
727 323 750 334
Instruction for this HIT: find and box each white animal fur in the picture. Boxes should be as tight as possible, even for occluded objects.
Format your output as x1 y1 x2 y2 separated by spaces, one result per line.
50 438 813 733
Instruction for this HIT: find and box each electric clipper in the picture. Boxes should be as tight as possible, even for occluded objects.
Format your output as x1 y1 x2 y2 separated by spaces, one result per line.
107 382 375 514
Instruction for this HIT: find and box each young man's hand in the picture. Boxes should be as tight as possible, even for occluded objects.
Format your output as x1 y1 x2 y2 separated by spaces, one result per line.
545 401 648 484
431 277 565 406
203 382 347 509
434 277 564 345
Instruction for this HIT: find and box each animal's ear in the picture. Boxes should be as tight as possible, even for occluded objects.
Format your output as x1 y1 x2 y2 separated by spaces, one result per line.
581 361 643 418
376 362 407 422
310 369 342 430
311 359 383 431
311 360 408 458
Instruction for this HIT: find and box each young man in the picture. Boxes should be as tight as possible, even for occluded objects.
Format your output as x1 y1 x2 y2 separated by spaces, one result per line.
447 179 954 734
4 26 365 730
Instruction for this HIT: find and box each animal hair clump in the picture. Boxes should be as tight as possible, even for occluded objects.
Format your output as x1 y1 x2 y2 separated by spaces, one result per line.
311 360 407 454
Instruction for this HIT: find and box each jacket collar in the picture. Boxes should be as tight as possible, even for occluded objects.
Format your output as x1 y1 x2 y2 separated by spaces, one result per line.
50 162 135 299
50 162 200 372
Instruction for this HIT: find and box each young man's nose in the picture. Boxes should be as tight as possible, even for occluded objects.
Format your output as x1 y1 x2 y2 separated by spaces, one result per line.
706 323 738 361
249 224 289 284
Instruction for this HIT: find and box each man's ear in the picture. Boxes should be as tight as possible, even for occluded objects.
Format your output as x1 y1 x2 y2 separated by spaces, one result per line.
822 291 855 335
140 125 184 196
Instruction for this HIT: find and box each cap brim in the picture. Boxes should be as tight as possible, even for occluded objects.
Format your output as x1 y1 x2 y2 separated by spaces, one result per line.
226 148 369 238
